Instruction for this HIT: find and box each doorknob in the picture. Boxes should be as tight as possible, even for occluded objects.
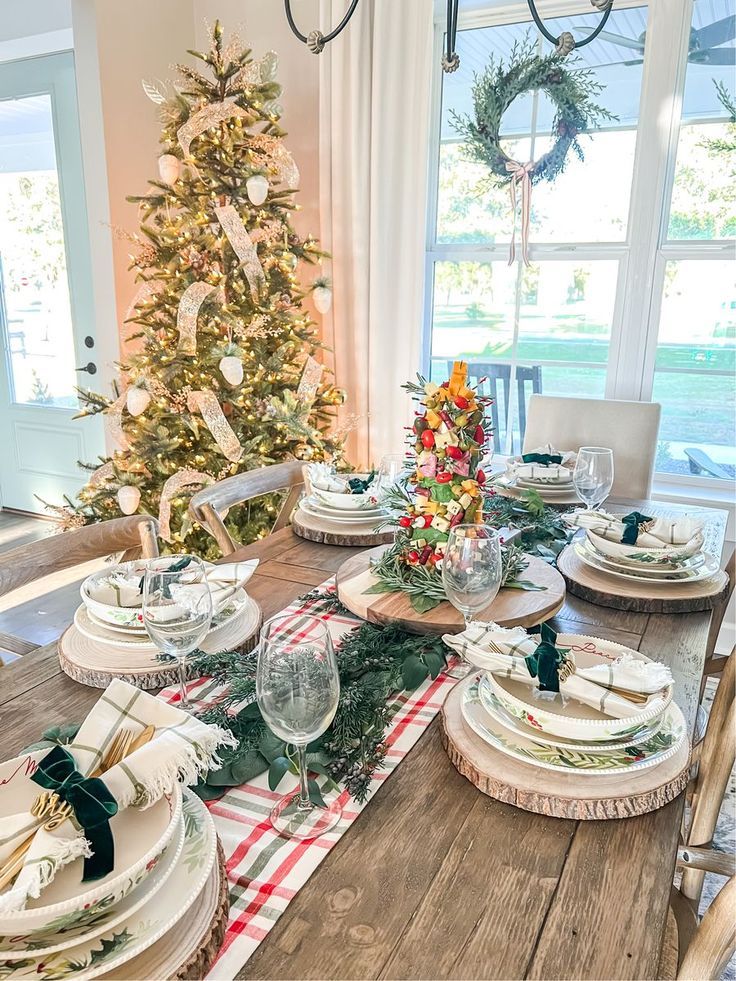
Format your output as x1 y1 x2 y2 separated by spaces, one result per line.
77 362 97 375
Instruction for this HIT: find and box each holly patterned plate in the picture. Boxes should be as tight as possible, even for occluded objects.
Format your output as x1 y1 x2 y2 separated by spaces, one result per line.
477 676 664 752
0 816 184 960
0 792 215 980
463 679 685 776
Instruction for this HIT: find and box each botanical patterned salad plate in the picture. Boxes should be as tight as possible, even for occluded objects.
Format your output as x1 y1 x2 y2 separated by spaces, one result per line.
585 527 704 564
0 753 181 937
0 814 185 960
486 634 673 742
300 500 385 525
463 680 685 776
477 677 665 752
574 543 719 585
577 537 706 576
303 496 385 519
0 791 216 979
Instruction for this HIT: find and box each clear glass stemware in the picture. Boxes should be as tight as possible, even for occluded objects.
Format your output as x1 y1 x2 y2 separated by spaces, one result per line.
573 446 615 510
441 524 503 678
375 452 406 500
256 614 341 839
142 555 212 711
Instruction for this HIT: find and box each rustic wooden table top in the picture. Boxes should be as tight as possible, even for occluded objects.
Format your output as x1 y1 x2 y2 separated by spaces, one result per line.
0 498 727 980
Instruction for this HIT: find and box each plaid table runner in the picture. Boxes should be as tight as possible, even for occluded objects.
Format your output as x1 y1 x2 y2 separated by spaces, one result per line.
157 580 458 980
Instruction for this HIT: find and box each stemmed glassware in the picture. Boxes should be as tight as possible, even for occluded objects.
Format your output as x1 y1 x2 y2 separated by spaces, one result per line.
375 453 405 500
142 555 213 711
256 614 341 839
573 446 615 510
442 524 503 678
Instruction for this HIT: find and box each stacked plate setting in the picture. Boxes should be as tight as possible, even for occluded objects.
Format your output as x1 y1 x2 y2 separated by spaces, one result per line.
574 527 720 587
298 473 388 529
461 634 686 776
496 458 579 504
0 759 220 980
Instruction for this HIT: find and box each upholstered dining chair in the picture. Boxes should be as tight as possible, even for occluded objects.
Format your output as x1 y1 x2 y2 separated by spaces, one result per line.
522 395 662 498
0 515 159 658
189 461 305 557
657 650 736 979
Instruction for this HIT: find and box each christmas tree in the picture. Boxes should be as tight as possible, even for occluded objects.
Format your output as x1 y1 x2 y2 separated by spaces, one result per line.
62 23 346 556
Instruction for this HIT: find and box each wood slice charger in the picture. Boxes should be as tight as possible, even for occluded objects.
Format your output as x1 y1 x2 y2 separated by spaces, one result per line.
557 544 729 614
336 543 566 636
59 596 262 689
441 675 691 820
292 507 395 547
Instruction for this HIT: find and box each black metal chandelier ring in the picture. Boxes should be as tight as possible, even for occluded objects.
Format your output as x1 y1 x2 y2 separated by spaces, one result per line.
284 0 361 54
526 0 614 53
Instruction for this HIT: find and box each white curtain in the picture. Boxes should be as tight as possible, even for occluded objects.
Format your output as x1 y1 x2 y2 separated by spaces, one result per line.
318 0 434 468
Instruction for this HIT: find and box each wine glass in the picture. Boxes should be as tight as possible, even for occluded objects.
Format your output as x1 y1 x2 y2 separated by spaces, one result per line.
375 453 405 499
442 524 503 678
142 555 212 711
256 614 341 839
573 446 615 511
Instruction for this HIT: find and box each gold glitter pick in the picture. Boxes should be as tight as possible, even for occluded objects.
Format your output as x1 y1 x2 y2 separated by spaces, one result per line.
177 282 218 355
248 135 300 190
125 281 163 323
177 98 253 157
106 392 130 451
215 205 265 300
297 355 323 405
188 390 243 463
158 469 214 542
88 461 115 487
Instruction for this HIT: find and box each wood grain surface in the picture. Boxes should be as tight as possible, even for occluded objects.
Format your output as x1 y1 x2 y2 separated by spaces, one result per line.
336 544 566 635
0 496 728 981
292 508 395 546
557 543 729 613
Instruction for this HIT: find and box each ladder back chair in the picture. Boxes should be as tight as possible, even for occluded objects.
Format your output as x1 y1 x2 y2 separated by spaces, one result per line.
0 515 159 659
523 394 662 498
189 461 305 557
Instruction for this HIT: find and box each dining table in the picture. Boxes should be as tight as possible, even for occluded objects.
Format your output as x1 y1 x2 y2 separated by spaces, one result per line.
0 496 728 980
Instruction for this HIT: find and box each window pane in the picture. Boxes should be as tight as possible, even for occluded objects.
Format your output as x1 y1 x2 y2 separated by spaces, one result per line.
652 260 735 478
428 260 618 453
667 0 735 241
0 93 78 407
437 6 646 244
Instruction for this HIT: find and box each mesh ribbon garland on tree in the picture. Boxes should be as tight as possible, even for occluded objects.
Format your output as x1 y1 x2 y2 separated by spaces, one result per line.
63 23 347 556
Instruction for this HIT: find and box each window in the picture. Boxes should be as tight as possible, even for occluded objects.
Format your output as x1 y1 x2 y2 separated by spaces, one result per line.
424 0 735 487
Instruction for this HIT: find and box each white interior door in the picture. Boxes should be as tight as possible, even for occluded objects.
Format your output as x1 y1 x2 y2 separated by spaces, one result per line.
0 51 105 514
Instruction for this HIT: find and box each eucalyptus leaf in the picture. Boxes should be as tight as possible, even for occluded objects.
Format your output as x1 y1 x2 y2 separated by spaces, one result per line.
410 593 442 614
231 750 269 784
307 779 327 808
423 650 445 679
401 653 430 690
268 755 293 791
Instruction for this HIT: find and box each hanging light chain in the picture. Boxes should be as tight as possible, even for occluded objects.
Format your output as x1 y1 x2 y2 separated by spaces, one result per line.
442 0 460 72
527 0 614 55
284 0 361 54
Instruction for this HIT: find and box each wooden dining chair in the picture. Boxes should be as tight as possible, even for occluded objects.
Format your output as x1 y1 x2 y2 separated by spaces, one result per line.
0 514 159 657
522 395 662 498
188 461 305 557
658 650 736 979
700 546 735 689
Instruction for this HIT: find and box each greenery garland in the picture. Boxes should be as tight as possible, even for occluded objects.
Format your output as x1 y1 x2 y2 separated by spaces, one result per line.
453 36 616 186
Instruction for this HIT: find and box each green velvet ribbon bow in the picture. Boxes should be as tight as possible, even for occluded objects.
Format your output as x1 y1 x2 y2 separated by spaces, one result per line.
521 452 562 466
620 511 654 546
348 470 376 494
31 745 118 882
525 622 570 693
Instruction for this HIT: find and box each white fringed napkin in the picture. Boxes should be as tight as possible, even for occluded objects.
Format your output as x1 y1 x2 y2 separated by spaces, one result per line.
565 510 703 554
507 444 576 483
0 679 236 913
443 621 672 718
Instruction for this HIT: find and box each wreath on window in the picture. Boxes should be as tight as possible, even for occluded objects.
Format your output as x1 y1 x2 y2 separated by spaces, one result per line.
453 38 616 264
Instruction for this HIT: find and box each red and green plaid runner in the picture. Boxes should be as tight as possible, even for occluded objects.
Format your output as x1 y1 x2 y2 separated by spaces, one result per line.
157 580 458 979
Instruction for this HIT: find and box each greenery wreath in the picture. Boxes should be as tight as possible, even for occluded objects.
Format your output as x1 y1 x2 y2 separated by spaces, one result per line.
453 37 616 186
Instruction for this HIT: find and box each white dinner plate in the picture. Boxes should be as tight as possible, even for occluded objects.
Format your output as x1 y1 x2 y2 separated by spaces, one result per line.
579 538 706 577
302 496 386 519
574 542 720 585
299 501 387 525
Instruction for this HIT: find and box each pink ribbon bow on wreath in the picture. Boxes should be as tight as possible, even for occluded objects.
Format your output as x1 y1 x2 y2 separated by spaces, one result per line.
505 160 534 267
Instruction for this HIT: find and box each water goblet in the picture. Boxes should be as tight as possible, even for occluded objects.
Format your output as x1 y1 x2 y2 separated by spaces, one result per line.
573 446 615 511
441 524 503 678
142 555 212 711
256 614 341 839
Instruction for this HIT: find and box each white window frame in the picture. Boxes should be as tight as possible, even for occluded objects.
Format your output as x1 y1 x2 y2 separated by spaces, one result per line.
423 0 735 502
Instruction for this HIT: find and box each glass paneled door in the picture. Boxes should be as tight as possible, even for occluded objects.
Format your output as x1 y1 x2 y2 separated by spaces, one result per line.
0 52 104 512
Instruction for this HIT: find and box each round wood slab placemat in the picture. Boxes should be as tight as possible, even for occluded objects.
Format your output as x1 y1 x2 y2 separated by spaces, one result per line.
440 675 691 820
59 597 262 689
292 508 395 546
336 544 566 636
557 544 729 613
101 840 229 980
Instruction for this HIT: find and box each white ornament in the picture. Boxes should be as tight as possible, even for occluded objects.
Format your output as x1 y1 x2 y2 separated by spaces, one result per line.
219 355 244 387
246 174 269 206
126 386 151 417
158 154 180 186
313 285 333 314
117 485 141 515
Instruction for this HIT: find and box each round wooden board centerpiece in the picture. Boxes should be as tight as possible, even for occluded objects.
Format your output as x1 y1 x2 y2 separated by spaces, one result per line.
557 544 729 614
292 508 395 546
440 675 691 820
59 596 263 689
336 544 566 636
